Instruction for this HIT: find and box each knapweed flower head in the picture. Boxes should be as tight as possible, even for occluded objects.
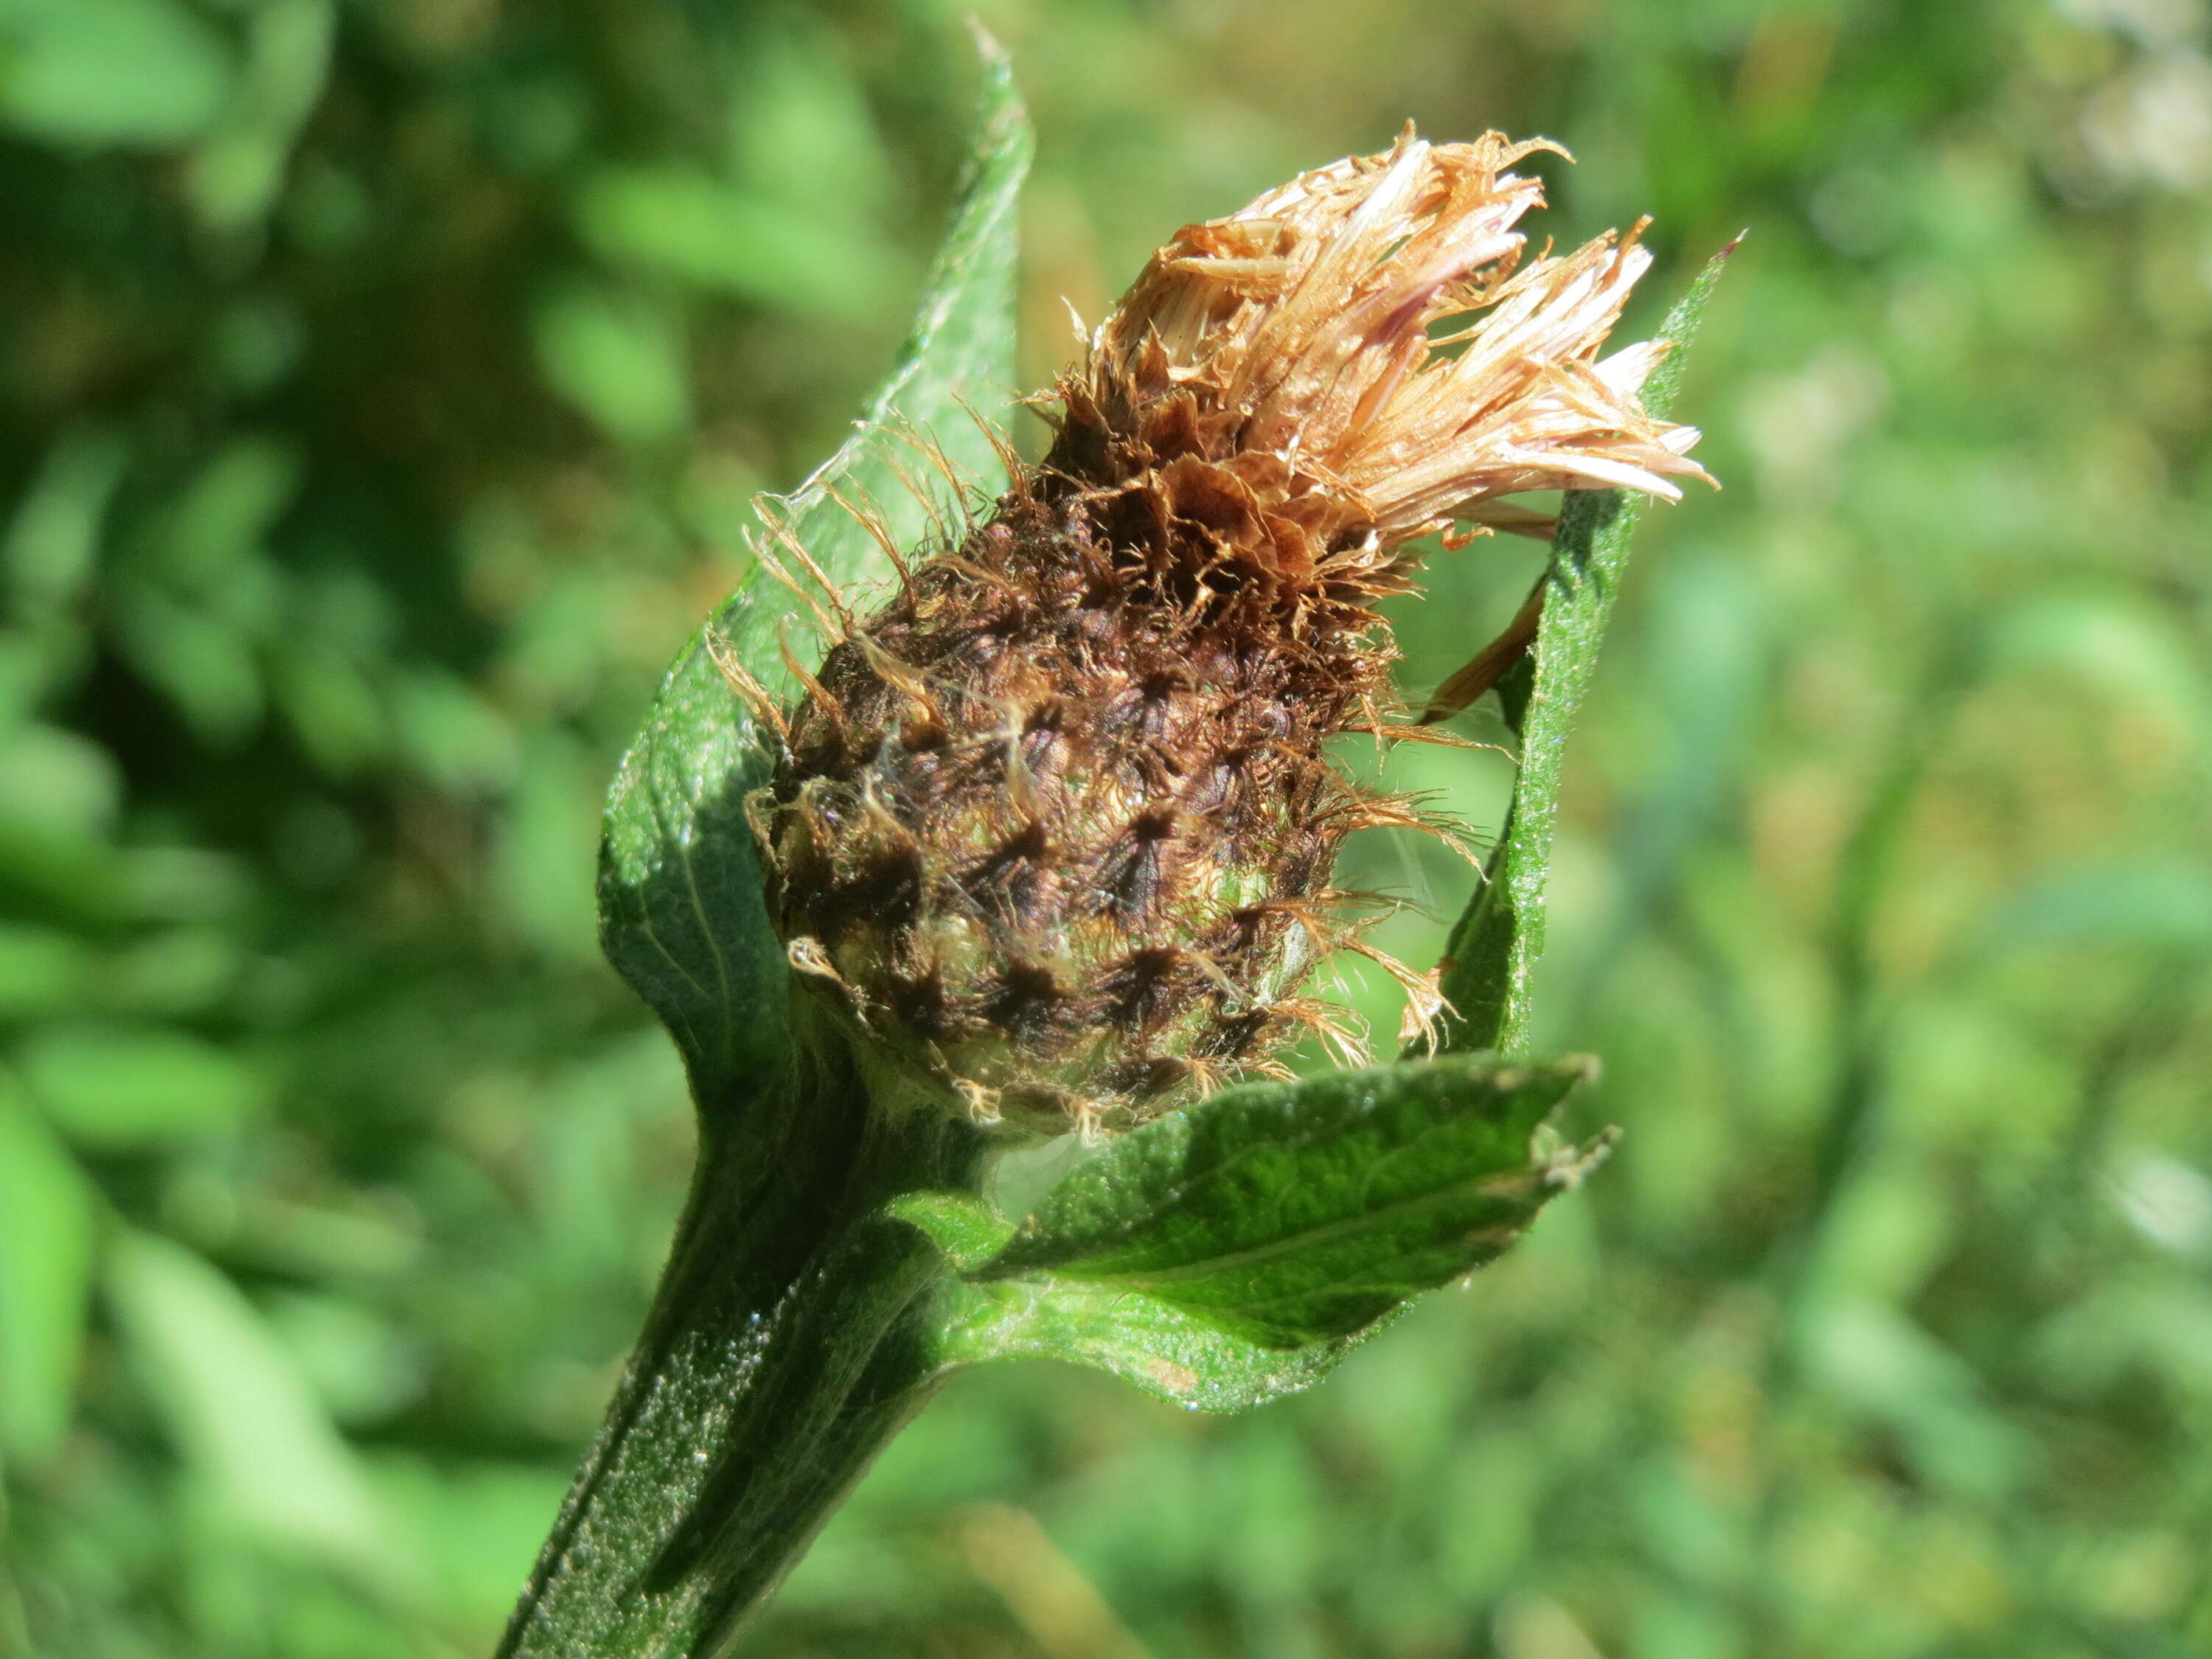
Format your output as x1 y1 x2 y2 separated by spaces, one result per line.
749 126 1712 1137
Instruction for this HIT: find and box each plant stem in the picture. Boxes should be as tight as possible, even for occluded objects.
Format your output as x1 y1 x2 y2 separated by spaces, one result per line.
497 1029 987 1659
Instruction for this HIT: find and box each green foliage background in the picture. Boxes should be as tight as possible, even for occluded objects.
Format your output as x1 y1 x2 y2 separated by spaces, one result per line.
4 1 2210 1655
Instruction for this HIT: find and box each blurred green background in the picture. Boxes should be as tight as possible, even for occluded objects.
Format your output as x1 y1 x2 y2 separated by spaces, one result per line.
4 0 2211 1655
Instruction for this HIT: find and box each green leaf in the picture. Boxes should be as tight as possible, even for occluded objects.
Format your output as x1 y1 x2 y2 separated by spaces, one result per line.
0 0 233 148
21 1021 265 1149
3 422 130 616
936 1272 1354 1413
184 0 336 232
529 276 693 445
571 166 905 321
1975 860 2212 959
155 434 302 591
597 44 1031 1103
105 1229 411 1589
389 667 520 794
0 1081 96 1463
1434 246 1733 1056
112 589 265 744
0 723 120 839
0 923 97 1018
886 1189 1013 1271
946 1053 1608 1357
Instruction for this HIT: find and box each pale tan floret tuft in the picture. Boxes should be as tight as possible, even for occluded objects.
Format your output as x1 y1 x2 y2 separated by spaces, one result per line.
1071 124 1711 554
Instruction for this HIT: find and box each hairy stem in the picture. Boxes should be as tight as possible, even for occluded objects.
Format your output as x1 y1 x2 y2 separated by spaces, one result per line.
497 1027 987 1659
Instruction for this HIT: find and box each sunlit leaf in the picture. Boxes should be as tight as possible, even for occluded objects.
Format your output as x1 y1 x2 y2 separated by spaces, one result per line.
2 423 129 616
530 277 693 446
0 0 232 147
571 167 905 321
105 1230 411 1587
184 0 335 231
0 923 95 1017
22 1022 265 1148
0 1083 96 1461
932 1053 1609 1391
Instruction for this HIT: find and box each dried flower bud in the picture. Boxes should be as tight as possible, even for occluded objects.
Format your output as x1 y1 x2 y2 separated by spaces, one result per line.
751 127 1711 1136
